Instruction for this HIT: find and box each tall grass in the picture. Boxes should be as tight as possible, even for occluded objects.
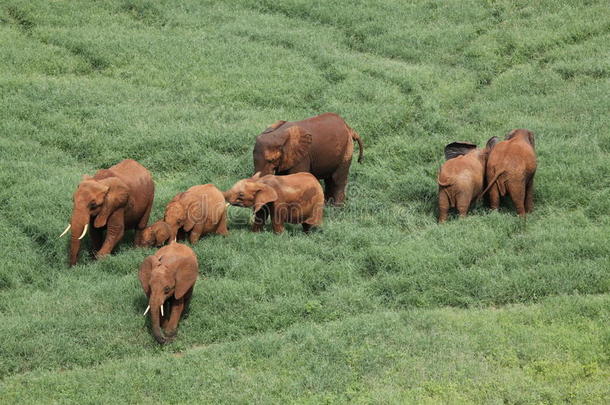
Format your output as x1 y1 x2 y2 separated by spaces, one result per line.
0 0 608 402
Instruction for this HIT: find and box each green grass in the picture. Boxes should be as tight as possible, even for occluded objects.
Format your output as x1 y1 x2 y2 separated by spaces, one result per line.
0 0 609 402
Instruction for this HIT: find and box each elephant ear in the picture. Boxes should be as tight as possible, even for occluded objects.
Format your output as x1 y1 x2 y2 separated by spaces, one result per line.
279 126 312 171
444 142 477 160
485 136 500 150
506 129 535 148
505 129 518 140
175 263 198 300
262 120 287 134
253 183 278 213
526 130 535 149
94 178 129 228
138 256 159 296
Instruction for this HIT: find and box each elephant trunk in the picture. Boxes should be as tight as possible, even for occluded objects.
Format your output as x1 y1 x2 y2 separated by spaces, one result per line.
149 296 166 344
69 208 90 267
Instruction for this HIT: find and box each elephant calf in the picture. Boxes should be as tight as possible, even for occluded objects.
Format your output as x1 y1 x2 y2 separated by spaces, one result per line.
482 129 537 216
438 138 498 223
141 220 172 247
224 172 324 234
164 184 229 244
139 242 198 344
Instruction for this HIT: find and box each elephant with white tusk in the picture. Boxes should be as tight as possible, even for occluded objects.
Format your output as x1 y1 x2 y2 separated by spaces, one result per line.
139 242 198 344
60 159 155 267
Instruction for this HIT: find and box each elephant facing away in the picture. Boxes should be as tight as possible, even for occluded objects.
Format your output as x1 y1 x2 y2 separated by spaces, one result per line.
253 112 363 206
224 172 324 234
482 129 537 216
437 138 498 223
164 184 228 244
60 159 154 266
139 242 198 344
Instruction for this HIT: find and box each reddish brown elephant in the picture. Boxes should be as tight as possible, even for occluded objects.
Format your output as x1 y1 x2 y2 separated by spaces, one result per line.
253 112 363 206
141 220 172 247
139 242 198 344
482 129 537 216
164 184 228 244
437 138 498 222
60 159 154 266
224 172 324 234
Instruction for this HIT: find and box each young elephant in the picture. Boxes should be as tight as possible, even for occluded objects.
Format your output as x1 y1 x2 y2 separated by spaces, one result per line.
141 220 172 247
482 129 537 216
138 242 198 344
253 112 363 206
164 184 229 244
437 138 498 223
224 172 324 234
59 159 155 266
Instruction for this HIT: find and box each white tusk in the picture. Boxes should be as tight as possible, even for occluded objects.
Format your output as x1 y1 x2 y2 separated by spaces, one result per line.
78 224 88 240
160 305 164 317
143 305 150 316
59 224 71 238
225 202 230 208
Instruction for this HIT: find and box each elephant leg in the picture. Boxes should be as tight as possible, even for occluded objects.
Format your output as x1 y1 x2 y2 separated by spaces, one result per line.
438 190 450 223
96 209 125 258
488 184 500 210
525 177 535 213
507 179 527 217
89 224 104 254
271 209 285 234
252 206 268 232
329 163 351 207
165 296 187 338
215 209 229 236
456 194 471 218
188 224 203 244
135 201 153 247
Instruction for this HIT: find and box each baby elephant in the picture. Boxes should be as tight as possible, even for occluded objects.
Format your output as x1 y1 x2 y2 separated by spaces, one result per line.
224 172 324 234
138 242 198 344
141 220 172 247
482 129 537 217
438 137 498 222
164 184 229 244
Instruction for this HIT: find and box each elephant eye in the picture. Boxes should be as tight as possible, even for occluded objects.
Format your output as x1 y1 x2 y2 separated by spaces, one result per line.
238 192 245 198
88 202 98 209
163 286 170 294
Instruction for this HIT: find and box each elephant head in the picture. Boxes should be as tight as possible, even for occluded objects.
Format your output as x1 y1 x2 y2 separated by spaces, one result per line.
223 173 278 213
163 195 203 239
253 124 312 175
141 221 172 247
60 176 128 266
138 254 197 344
505 129 535 148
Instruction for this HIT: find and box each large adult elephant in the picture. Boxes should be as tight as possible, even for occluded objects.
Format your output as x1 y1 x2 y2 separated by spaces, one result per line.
253 112 363 206
59 159 155 266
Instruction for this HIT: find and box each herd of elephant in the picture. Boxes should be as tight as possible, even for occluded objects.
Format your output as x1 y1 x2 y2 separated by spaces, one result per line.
58 112 536 344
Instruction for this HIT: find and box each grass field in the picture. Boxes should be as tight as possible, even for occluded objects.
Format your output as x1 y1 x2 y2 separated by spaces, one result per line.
1 0 609 402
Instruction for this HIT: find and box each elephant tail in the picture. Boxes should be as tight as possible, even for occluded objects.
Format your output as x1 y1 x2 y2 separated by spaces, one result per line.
436 173 451 188
349 126 364 163
477 171 505 200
